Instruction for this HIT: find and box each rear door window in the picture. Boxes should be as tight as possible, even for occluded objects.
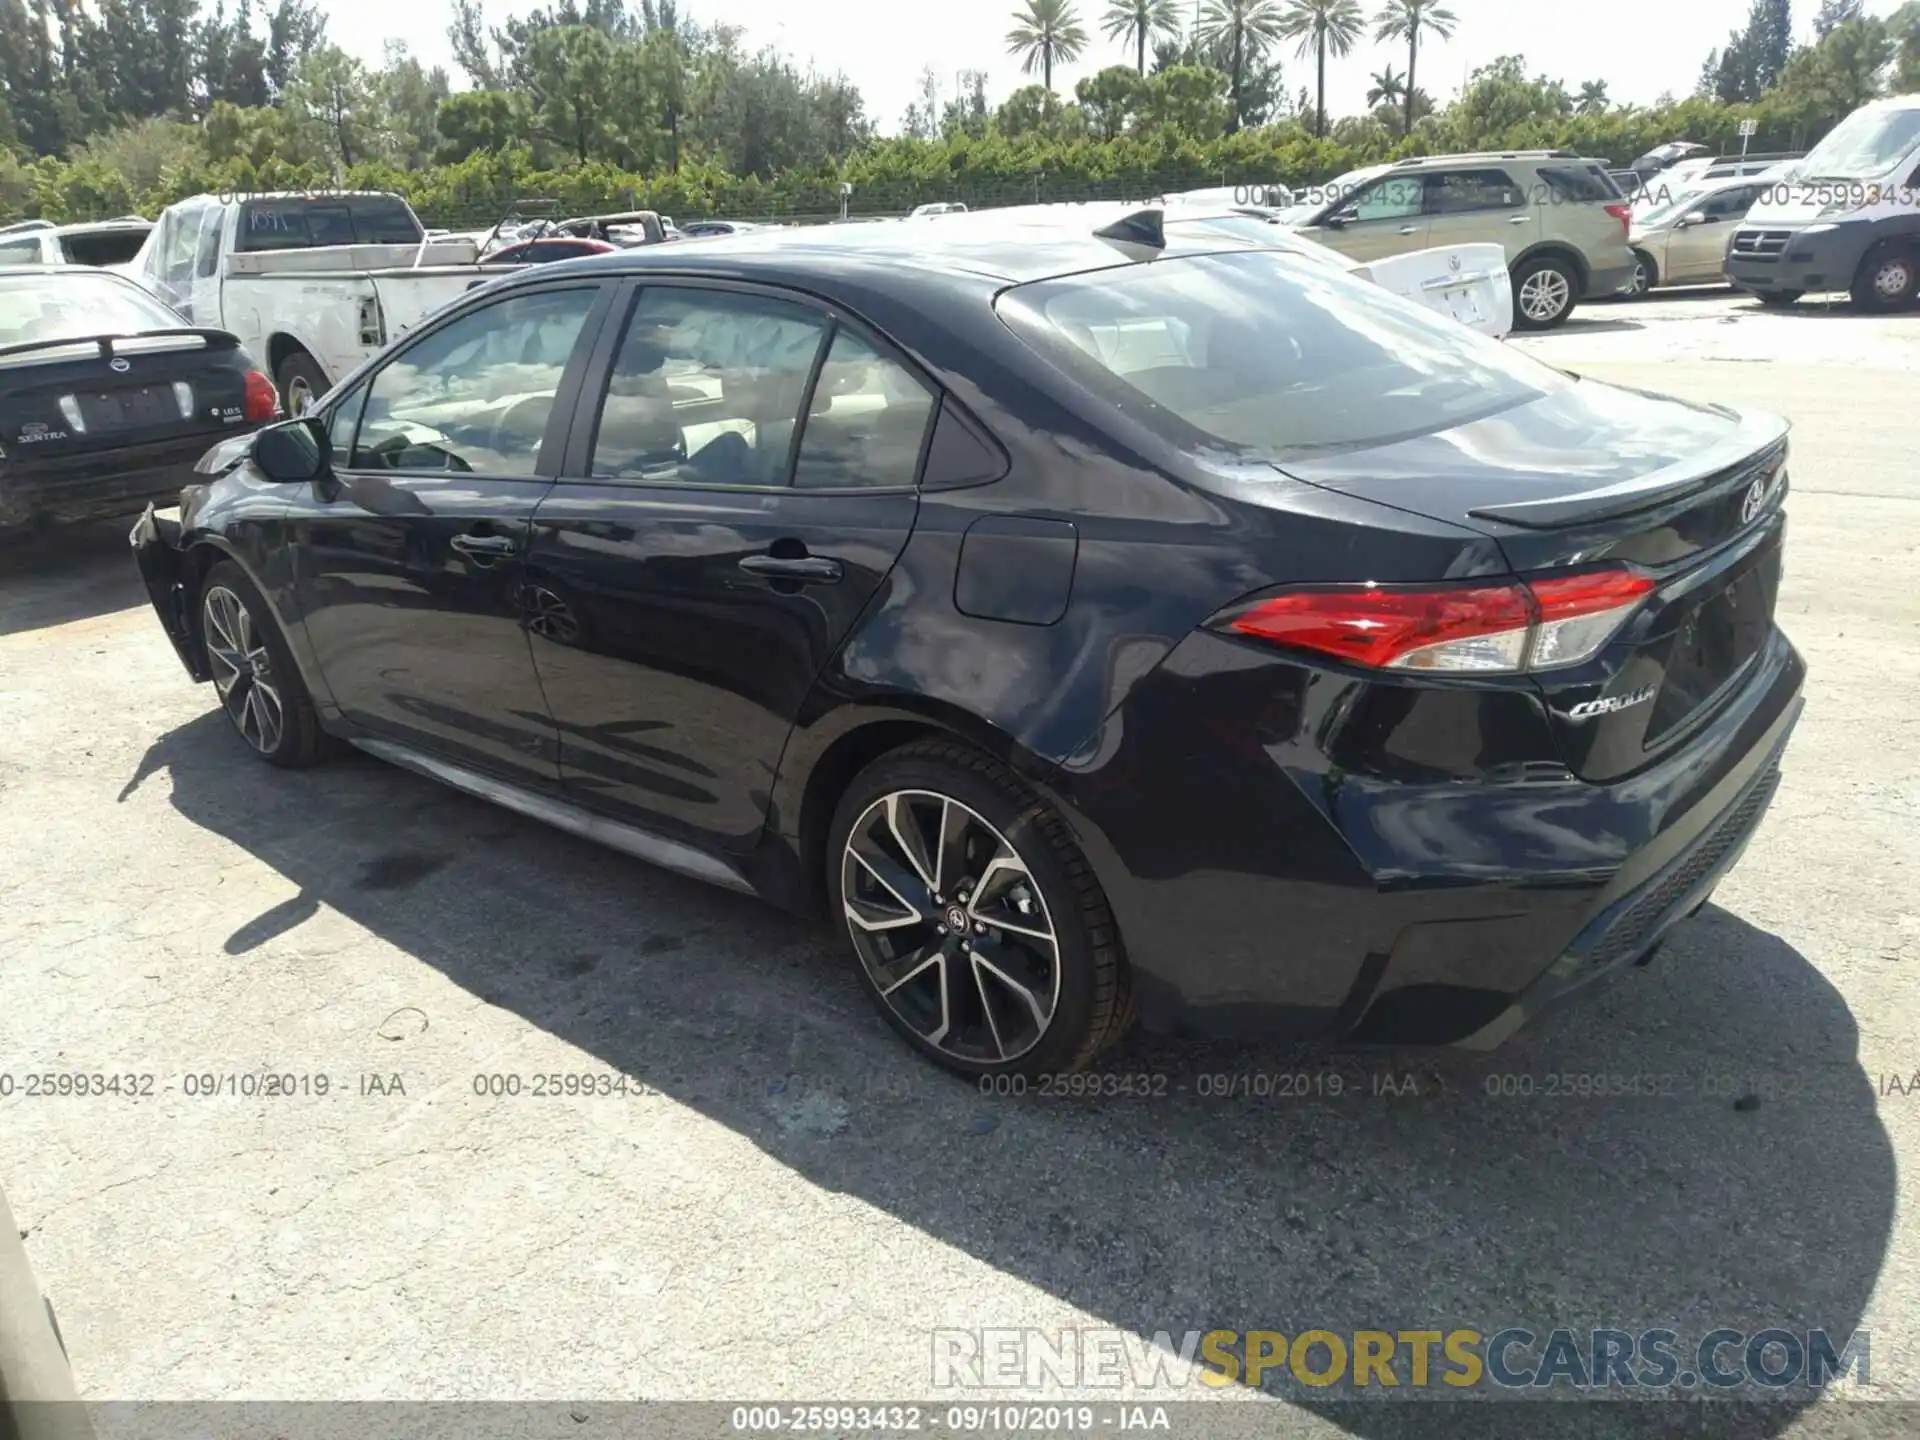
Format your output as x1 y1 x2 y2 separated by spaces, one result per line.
792 329 936 490
1426 169 1523 213
998 249 1567 458
0 236 43 266
1537 164 1624 203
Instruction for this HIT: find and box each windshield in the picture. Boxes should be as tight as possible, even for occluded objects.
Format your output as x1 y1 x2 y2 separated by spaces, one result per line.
0 271 183 346
998 249 1566 458
1278 167 1388 223
1797 106 1920 180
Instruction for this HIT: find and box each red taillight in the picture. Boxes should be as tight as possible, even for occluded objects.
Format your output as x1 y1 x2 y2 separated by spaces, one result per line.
1222 567 1654 674
242 370 280 423
1605 203 1632 233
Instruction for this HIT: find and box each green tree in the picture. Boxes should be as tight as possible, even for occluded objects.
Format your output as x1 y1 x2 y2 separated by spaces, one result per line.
522 24 619 164
1006 0 1089 93
1373 0 1456 139
285 44 375 169
1199 0 1289 132
1133 62 1231 136
941 69 991 139
433 90 523 162
1576 79 1609 114
1277 0 1363 136
994 81 1083 137
1768 16 1892 144
901 68 941 140
1813 0 1862 40
1889 1 1920 92
1075 64 1146 138
1101 0 1182 75
448 0 500 88
373 42 451 170
1706 0 1796 104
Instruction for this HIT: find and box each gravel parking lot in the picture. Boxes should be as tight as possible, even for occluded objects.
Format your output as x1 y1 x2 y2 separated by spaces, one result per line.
2 289 1917 1437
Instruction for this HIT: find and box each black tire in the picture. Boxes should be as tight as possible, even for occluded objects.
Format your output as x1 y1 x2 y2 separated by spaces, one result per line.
1755 290 1803 308
1624 250 1657 300
827 738 1131 1078
1511 255 1579 330
197 560 332 768
1850 247 1918 313
274 350 330 417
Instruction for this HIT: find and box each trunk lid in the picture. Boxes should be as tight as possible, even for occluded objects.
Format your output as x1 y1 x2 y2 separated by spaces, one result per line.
0 331 252 461
1275 378 1790 783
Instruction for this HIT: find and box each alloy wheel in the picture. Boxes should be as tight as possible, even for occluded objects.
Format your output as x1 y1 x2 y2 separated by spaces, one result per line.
1628 257 1653 297
203 585 285 755
840 790 1060 1065
285 375 314 416
1519 267 1572 323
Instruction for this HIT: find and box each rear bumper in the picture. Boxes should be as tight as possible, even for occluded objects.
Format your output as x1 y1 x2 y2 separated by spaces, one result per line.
1049 627 1805 1048
1584 258 1638 298
0 434 213 530
129 504 210 683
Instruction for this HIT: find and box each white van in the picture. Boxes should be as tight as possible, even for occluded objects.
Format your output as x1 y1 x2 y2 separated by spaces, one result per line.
1725 94 1920 310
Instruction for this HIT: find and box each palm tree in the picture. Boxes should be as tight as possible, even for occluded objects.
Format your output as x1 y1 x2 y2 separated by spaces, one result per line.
1366 64 1407 108
1006 0 1091 92
1277 0 1366 137
1102 0 1183 74
1197 0 1289 132
1576 78 1610 114
1372 0 1456 139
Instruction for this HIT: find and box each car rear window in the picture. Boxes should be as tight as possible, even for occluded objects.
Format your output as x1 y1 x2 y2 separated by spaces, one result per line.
997 249 1567 457
0 271 183 348
237 197 424 251
58 229 150 266
1538 164 1624 203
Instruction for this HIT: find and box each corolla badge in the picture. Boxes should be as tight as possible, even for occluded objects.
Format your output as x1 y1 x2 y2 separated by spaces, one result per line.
1568 684 1658 721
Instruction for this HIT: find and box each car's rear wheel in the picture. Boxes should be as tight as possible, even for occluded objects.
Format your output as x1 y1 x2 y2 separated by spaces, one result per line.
275 350 330 416
199 561 331 768
1851 248 1918 313
828 740 1131 1078
1512 256 1579 329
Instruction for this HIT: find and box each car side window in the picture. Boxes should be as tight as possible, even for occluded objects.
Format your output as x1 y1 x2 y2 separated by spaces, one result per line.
1427 169 1522 215
1340 177 1424 223
348 286 600 475
0 237 42 265
195 212 224 277
1701 187 1757 221
792 329 936 490
588 286 829 486
161 203 206 298
326 383 369 468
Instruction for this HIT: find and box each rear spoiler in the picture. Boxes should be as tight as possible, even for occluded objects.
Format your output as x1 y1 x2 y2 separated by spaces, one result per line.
1466 409 1791 530
0 328 240 363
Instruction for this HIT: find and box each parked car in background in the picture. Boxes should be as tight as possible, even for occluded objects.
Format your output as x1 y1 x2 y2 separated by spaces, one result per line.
0 1182 94 1440
1165 183 1297 210
129 190 521 414
1626 141 1711 182
1279 150 1634 329
1624 177 1771 296
1727 93 1920 311
132 203 1799 1078
680 220 766 238
0 218 153 269
547 211 671 248
484 237 618 265
0 266 278 531
909 202 969 218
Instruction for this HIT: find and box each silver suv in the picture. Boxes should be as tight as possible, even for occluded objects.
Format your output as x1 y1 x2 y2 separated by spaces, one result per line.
1281 150 1636 329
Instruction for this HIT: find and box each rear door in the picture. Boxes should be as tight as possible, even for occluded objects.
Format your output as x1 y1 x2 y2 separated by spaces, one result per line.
525 279 929 851
1421 167 1534 262
289 279 616 785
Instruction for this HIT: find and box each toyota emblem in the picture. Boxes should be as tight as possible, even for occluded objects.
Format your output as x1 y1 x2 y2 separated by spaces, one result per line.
109 357 131 373
1739 476 1770 525
1448 252 1463 273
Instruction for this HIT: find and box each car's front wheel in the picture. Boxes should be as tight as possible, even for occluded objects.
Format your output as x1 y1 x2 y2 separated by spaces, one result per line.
199 561 332 768
1624 251 1656 299
828 740 1131 1078
1512 255 1579 330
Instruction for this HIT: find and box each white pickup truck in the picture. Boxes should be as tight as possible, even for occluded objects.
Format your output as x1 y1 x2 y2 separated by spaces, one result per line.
127 191 523 413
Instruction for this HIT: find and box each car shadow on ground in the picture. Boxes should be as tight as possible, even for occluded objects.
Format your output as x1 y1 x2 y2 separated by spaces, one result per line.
0 516 149 638
126 710 1894 1435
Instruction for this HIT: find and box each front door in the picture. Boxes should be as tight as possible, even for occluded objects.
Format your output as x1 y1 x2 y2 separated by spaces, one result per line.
290 280 614 785
1302 174 1430 262
1664 184 1759 283
525 281 932 850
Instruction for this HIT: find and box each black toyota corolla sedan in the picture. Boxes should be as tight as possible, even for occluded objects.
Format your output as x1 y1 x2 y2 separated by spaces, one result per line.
129 204 1803 1077
1 266 279 532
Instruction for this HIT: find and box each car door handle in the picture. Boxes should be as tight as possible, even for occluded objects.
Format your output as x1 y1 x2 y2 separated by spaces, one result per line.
738 554 843 583
450 532 518 558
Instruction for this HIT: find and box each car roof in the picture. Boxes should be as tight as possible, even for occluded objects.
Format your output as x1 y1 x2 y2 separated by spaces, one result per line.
46 219 152 236
0 263 142 280
517 203 1284 294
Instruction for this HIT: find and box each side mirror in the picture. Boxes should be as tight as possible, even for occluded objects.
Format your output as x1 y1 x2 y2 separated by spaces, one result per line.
252 417 328 486
1324 212 1353 230
1679 210 1709 228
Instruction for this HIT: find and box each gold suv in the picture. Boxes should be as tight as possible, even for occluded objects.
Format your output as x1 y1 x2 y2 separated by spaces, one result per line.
1281 150 1638 330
